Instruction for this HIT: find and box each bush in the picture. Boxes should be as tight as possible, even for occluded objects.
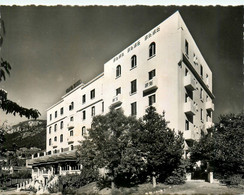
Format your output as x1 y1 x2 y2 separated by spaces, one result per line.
220 174 244 186
49 168 99 194
97 175 112 190
164 164 186 185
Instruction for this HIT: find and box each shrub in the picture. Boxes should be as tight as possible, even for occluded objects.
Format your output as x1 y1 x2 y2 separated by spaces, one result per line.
164 164 186 185
220 174 244 186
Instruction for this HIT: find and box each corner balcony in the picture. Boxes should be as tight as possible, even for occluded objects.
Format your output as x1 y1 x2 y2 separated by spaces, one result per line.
111 94 122 107
206 101 214 112
184 124 201 141
144 78 158 93
52 143 57 148
67 121 74 129
67 136 75 144
184 74 196 91
205 121 214 129
184 99 196 115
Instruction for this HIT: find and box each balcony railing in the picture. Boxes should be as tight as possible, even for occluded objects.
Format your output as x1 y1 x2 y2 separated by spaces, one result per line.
184 74 196 91
144 78 158 93
206 101 214 112
184 124 201 141
205 121 213 129
111 94 122 107
67 136 75 143
184 98 196 115
67 121 74 129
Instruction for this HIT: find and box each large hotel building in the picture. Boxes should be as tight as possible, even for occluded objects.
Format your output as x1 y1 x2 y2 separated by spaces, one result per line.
28 11 214 183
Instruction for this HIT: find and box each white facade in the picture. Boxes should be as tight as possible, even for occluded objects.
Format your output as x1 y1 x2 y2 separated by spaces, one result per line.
28 11 214 178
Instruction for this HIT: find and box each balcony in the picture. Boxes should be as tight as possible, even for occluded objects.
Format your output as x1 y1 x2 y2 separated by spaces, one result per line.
111 94 122 107
67 136 75 143
52 143 57 148
67 121 74 129
205 121 213 129
206 101 214 112
144 78 158 93
184 124 201 141
184 99 196 115
184 74 196 91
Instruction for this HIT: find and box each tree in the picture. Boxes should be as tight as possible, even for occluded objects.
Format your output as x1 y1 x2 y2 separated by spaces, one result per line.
77 107 145 187
77 106 185 188
0 16 40 119
136 106 185 186
190 112 244 183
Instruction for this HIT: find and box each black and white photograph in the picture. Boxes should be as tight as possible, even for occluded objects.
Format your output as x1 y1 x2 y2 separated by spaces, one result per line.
0 1 243 194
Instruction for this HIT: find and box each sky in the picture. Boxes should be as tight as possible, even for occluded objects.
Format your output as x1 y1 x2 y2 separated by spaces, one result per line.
0 5 243 125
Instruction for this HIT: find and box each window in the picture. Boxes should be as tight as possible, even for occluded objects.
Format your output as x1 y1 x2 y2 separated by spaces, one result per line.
50 114 52 121
131 102 137 116
149 69 156 80
149 42 156 57
82 94 86 104
206 74 209 86
82 126 86 136
60 121 63 129
54 124 57 132
49 127 51 134
60 134 63 142
200 88 203 100
149 94 156 106
130 79 137 94
49 138 51 146
185 68 188 76
116 65 121 77
131 55 137 69
185 40 189 56
54 136 57 142
90 89 95 99
185 94 188 103
102 102 104 113
91 106 95 116
70 130 73 136
200 65 203 78
185 120 189 130
69 102 74 111
70 116 74 121
116 87 121 96
60 107 64 115
55 111 57 118
71 145 74 151
83 110 86 120
200 109 203 121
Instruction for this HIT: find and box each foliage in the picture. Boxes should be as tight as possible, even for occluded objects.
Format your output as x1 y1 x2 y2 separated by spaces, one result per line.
137 106 185 183
0 17 41 120
77 106 185 187
50 168 98 194
0 59 11 82
164 163 186 185
190 112 244 184
11 169 31 179
77 107 146 187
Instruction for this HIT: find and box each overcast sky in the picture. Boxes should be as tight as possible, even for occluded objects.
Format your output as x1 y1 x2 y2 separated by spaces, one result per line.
0 5 243 125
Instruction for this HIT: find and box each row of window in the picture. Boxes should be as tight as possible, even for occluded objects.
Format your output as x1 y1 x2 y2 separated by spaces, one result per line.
49 102 104 134
49 89 96 121
115 42 156 78
115 69 156 97
48 126 87 146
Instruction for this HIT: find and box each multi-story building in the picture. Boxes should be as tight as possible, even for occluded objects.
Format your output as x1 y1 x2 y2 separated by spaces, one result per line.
27 11 214 184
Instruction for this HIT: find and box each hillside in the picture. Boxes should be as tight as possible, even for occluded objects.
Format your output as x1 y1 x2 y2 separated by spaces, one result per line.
3 120 46 150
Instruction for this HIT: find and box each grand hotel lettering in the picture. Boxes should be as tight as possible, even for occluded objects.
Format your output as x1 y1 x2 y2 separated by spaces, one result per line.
113 26 160 63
